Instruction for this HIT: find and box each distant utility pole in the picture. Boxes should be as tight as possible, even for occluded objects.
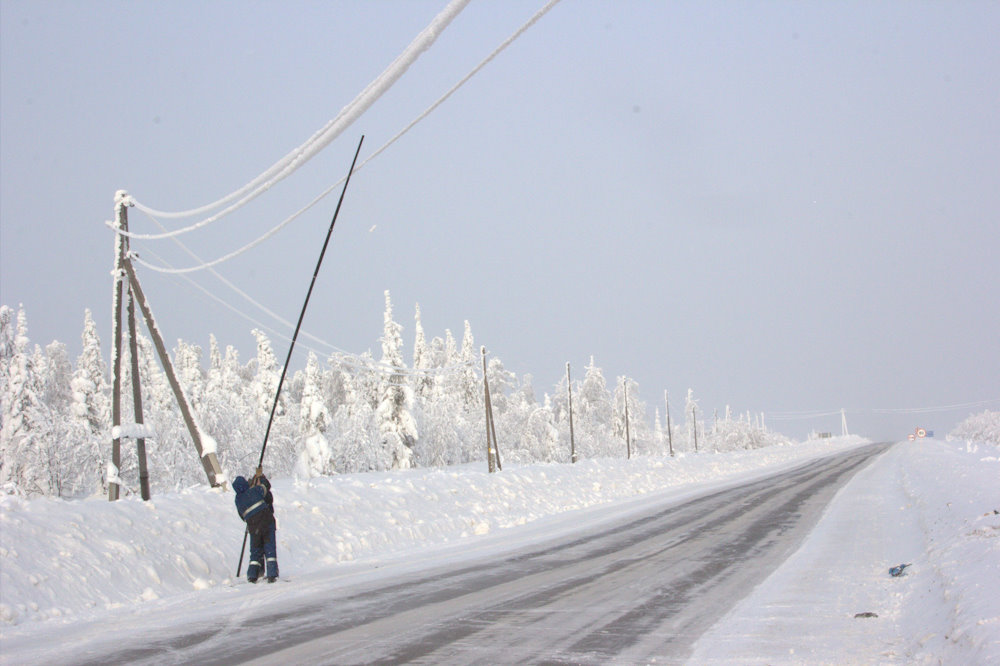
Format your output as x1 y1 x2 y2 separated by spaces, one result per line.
623 379 631 460
482 347 501 473
691 403 698 453
566 363 576 463
664 391 674 457
841 408 849 437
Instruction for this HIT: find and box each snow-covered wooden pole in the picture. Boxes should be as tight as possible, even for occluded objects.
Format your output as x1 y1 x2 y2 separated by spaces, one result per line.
623 379 631 459
692 403 698 453
481 346 501 473
664 390 674 457
109 191 152 500
126 291 151 500
566 362 576 463
108 191 128 501
122 257 224 488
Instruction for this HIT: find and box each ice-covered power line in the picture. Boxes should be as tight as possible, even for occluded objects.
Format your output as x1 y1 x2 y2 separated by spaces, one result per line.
872 398 1000 414
123 0 473 236
354 0 563 173
767 410 844 421
768 398 1000 421
128 0 564 274
129 189 325 274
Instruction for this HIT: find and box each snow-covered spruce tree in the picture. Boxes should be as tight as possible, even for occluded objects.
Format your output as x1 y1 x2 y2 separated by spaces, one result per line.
204 338 259 477
501 372 537 463
67 309 110 494
436 329 460 401
294 351 332 478
414 377 463 467
530 394 562 462
428 335 446 374
459 321 480 411
485 356 516 419
444 328 458 369
0 306 14 400
483 355 518 460
0 307 51 495
576 357 614 459
43 341 73 416
322 352 350 419
507 378 560 464
376 291 416 470
415 326 478 465
412 303 434 400
329 353 379 472
40 340 92 497
174 339 205 411
251 329 281 418
248 329 298 475
413 329 474 467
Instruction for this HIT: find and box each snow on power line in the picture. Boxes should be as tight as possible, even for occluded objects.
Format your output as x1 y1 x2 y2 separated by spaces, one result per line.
124 0 473 235
127 0 564 274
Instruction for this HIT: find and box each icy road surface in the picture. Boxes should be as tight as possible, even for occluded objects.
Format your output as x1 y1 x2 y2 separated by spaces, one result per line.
70 443 887 665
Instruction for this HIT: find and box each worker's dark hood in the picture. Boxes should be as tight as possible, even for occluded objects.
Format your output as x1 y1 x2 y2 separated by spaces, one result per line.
233 476 250 493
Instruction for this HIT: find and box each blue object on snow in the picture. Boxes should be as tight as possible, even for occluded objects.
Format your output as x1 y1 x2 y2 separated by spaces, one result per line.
889 563 911 577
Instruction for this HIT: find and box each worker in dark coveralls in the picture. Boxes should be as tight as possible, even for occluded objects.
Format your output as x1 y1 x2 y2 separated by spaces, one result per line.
233 469 279 583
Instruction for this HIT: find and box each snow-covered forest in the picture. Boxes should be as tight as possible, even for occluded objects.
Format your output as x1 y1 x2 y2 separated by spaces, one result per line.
0 296 788 498
948 409 1000 447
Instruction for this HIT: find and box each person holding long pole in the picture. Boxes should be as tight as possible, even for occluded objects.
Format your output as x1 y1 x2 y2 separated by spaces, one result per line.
234 468 277 582
236 135 364 578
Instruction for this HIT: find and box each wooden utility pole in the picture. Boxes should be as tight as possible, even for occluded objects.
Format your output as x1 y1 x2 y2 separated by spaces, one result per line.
127 292 151 500
664 390 674 457
481 347 501 473
691 403 699 453
109 192 152 500
623 379 631 459
566 362 576 463
122 257 224 487
109 194 127 500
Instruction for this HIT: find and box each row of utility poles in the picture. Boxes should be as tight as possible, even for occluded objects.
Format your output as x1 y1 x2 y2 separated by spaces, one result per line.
485 361 682 473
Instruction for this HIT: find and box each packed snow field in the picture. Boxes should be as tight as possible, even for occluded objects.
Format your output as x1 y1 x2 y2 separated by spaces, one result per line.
690 437 1000 664
1 435 998 664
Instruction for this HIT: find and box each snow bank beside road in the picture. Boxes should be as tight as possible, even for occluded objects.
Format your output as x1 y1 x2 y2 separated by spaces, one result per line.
689 437 1000 664
0 436 866 629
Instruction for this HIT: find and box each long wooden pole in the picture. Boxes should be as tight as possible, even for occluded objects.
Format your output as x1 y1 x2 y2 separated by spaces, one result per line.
109 194 127 500
566 362 576 463
482 347 494 473
481 346 502 472
664 390 674 457
624 380 631 459
126 291 151 500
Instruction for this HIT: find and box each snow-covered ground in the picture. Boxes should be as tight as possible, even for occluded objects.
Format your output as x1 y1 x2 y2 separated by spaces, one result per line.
1 435 997 664
690 437 1000 664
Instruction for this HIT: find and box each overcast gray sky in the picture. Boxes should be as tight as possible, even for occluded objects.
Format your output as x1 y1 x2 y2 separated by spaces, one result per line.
2 0 998 441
